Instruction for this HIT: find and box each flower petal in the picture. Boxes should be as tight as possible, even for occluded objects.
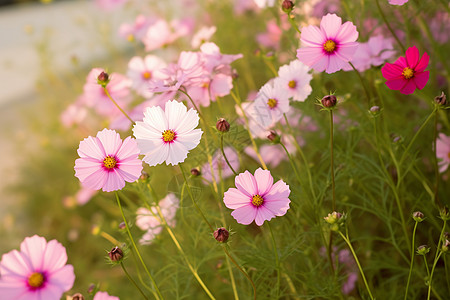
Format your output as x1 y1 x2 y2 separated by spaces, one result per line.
405 46 419 69
413 71 429 90
320 13 342 40
165 100 187 130
415 52 429 72
300 25 326 47
235 170 258 197
335 21 358 44
224 188 251 209
231 204 257 225
96 129 122 156
254 168 273 195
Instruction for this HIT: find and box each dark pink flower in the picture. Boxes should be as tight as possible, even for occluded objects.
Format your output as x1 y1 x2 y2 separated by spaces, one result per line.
381 46 429 95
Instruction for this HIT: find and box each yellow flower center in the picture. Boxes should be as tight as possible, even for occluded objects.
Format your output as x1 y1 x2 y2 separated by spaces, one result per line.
142 71 152 80
267 98 278 109
103 156 117 169
28 272 44 288
162 129 176 143
402 67 414 79
323 40 336 53
252 194 264 207
288 80 297 88
127 34 135 42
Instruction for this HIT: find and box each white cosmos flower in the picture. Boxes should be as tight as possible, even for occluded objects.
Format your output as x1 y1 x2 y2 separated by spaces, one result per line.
275 60 312 102
133 100 203 166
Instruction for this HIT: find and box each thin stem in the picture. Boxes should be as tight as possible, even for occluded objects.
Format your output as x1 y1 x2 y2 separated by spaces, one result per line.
114 192 163 300
222 245 257 300
279 141 302 185
375 0 406 53
433 109 440 206
267 222 281 298
103 87 133 123
120 262 150 300
428 251 443 300
338 230 374 300
404 221 419 300
155 205 216 300
287 13 302 34
178 88 206 122
220 134 238 176
329 110 336 211
179 164 214 232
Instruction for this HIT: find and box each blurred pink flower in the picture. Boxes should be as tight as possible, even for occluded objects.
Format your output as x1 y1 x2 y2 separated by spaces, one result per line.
311 0 340 19
256 20 282 50
76 184 98 205
297 13 359 74
191 26 217 48
127 55 167 98
381 46 429 94
224 168 290 226
201 147 240 182
275 60 312 101
437 133 450 173
251 81 290 128
60 99 87 128
95 0 128 11
0 235 75 299
94 291 120 300
74 129 143 192
253 0 275 8
82 68 132 116
141 18 193 51
133 100 203 166
429 12 450 44
388 0 409 5
118 15 154 41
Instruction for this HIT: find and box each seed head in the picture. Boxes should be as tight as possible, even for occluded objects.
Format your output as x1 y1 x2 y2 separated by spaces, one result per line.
213 227 230 243
434 92 446 106
321 95 337 108
108 246 124 262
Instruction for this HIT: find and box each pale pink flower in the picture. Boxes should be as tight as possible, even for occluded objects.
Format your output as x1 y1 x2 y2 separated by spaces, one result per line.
275 60 312 101
141 18 193 51
186 74 233 107
60 99 87 128
253 0 275 8
118 15 154 42
224 168 291 226
82 68 132 117
136 194 179 245
200 42 243 75
256 20 282 50
94 291 120 300
133 100 203 166
388 0 408 5
251 81 290 127
76 184 98 205
95 0 128 11
127 55 167 98
437 133 450 173
297 13 359 74
74 129 143 192
0 235 75 299
233 0 259 15
201 147 240 182
191 26 217 48
429 12 450 44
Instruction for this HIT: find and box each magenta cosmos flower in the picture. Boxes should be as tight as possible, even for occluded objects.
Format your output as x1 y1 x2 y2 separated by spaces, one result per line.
297 13 359 74
381 46 429 95
0 235 75 300
224 168 291 226
133 100 203 166
74 129 143 192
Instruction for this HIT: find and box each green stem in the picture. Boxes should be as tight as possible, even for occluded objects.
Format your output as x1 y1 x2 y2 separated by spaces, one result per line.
338 230 374 300
404 221 419 300
279 141 302 185
104 87 133 123
287 12 302 34
375 0 406 53
433 109 440 207
330 110 336 211
349 62 371 106
428 251 443 300
220 134 238 176
114 192 163 300
267 222 281 298
120 262 150 300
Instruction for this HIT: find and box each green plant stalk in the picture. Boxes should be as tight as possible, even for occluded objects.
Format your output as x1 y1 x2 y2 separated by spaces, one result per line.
349 62 371 106
104 87 134 123
279 141 302 186
375 0 406 53
404 221 419 300
428 251 443 300
433 110 440 206
338 229 374 300
220 134 238 176
287 12 302 34
115 192 163 300
154 205 216 300
267 222 281 298
120 262 150 300
329 110 336 211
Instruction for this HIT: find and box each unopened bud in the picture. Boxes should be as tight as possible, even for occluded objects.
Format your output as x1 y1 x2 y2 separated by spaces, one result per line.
118 222 126 230
321 95 337 108
213 227 230 243
140 171 149 181
108 246 124 262
416 245 430 255
442 240 450 252
267 131 280 143
216 118 230 133
190 168 201 176
281 0 294 13
69 293 85 300
412 211 425 222
434 92 446 106
97 71 110 87
440 206 450 221
87 284 96 294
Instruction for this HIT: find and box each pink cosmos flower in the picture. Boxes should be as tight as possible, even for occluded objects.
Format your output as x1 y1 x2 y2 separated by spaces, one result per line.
275 60 312 102
0 235 75 299
256 20 283 50
388 0 409 5
74 129 143 192
251 81 290 127
381 46 429 95
223 168 291 226
127 55 167 98
436 133 450 173
253 0 275 8
94 291 120 300
118 15 154 42
133 100 203 166
60 99 87 128
191 26 217 48
297 13 359 74
201 147 240 182
141 18 193 52
95 0 128 11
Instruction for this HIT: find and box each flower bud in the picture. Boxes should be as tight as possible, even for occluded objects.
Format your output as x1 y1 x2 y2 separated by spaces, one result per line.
442 240 450 252
444 232 450 240
321 95 337 108
69 293 85 300
440 206 450 221
108 246 124 262
434 92 446 106
213 227 230 243
140 171 149 181
412 211 425 222
97 71 110 88
369 106 381 117
216 118 230 133
281 0 294 13
324 211 346 231
416 245 430 255
87 284 96 294
267 131 280 143
190 168 201 176
118 222 126 230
